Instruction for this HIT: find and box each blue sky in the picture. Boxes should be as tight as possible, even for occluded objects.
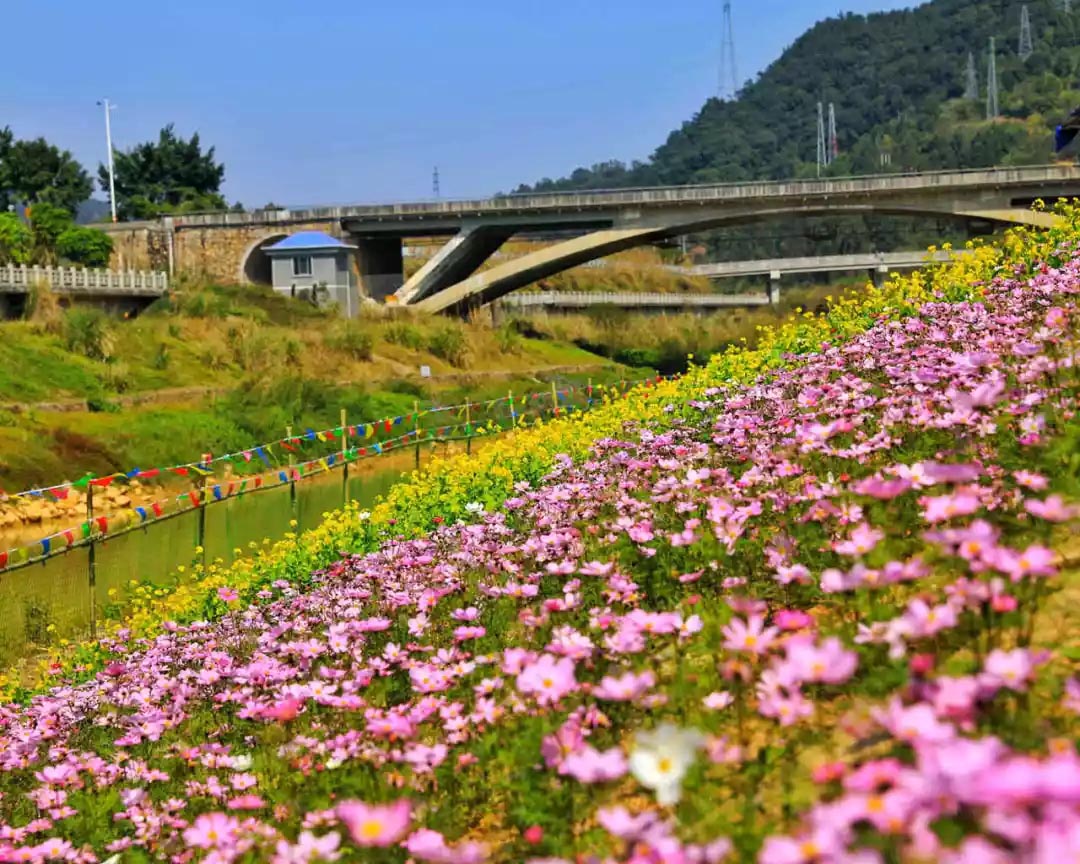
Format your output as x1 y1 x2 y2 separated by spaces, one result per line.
4 1 912 206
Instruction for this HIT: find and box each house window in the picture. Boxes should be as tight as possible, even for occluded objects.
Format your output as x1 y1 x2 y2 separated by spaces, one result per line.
292 255 312 276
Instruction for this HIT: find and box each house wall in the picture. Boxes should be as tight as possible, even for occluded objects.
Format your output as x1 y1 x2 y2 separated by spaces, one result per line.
270 251 359 317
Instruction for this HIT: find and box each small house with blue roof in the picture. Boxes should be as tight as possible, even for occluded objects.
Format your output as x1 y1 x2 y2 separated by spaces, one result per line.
265 231 359 317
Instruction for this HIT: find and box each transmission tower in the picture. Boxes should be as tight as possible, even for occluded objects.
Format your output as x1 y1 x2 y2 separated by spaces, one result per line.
432 166 440 199
718 1 739 100
986 37 999 119
816 102 826 176
827 103 838 163
1019 5 1034 60
964 51 979 100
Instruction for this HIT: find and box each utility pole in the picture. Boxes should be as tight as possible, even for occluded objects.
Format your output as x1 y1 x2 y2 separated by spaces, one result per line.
827 103 838 164
986 37 999 120
718 1 739 100
432 166 440 199
816 102 826 177
1019 5 1034 61
964 51 979 100
98 99 118 222
1063 0 1073 14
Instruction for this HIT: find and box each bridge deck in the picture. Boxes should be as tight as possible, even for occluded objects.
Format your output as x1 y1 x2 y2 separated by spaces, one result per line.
170 165 1080 228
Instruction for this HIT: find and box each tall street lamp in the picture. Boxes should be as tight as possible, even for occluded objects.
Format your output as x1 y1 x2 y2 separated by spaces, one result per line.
97 99 118 222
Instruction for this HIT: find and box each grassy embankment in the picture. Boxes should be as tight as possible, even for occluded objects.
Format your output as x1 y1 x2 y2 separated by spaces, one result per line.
0 282 613 496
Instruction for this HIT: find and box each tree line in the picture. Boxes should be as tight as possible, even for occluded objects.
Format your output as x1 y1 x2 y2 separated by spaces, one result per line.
0 123 228 267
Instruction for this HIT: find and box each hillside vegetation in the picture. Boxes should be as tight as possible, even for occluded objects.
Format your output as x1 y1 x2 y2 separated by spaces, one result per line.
519 0 1080 258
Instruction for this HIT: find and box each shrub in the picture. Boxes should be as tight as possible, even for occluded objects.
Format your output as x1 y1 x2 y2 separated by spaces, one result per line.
23 280 64 334
496 323 523 355
427 324 470 367
0 213 31 265
29 203 73 263
324 322 374 361
63 308 115 361
382 321 424 350
56 226 113 268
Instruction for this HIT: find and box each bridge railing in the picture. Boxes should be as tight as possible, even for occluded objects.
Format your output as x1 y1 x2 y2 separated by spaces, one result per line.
498 291 770 308
0 264 169 296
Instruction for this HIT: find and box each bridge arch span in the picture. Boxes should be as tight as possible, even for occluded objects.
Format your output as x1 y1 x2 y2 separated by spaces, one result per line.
239 233 290 285
412 202 1055 314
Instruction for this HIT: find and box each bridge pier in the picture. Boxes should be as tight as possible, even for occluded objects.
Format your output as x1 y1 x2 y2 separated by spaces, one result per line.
351 237 404 302
768 271 781 306
395 225 514 305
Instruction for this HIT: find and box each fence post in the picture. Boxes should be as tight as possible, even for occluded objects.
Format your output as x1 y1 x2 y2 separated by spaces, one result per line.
588 377 593 407
465 400 472 456
551 380 559 417
286 425 297 522
87 483 97 640
413 401 421 470
340 409 349 506
196 455 209 569
508 389 516 430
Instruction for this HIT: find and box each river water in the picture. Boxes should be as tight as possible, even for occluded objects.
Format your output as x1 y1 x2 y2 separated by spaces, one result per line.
0 458 412 670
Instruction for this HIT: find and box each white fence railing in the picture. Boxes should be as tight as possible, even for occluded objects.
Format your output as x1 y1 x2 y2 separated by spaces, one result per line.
0 265 169 296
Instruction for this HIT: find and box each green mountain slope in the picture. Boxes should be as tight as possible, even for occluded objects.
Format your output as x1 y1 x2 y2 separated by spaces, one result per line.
520 0 1080 193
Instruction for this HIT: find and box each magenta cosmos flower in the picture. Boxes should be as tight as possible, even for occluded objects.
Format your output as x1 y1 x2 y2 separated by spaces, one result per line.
336 799 412 847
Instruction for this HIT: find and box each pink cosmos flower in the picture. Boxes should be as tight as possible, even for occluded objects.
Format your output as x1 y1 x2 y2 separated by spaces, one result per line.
272 831 341 864
832 522 885 556
721 615 778 655
404 828 488 863
983 648 1037 691
217 587 239 603
593 670 656 702
183 812 240 849
559 745 628 783
1024 494 1078 522
596 806 665 842
921 492 981 523
774 610 813 631
703 691 734 711
336 799 412 847
516 654 577 705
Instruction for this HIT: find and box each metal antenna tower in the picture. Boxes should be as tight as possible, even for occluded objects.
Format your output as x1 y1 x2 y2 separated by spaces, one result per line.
986 37 999 119
827 103 838 163
1019 5 1034 60
432 166 440 199
964 51 979 100
718 1 739 100
816 102 826 176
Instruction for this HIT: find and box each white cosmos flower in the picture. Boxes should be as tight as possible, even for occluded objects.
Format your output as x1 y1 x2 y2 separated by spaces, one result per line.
628 723 705 806
230 754 253 771
464 502 485 515
357 510 372 522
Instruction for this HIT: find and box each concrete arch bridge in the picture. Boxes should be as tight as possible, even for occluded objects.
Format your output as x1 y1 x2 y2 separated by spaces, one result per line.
100 166 1080 314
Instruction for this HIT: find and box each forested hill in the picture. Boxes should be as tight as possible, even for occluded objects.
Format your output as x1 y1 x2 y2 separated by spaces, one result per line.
519 0 1080 193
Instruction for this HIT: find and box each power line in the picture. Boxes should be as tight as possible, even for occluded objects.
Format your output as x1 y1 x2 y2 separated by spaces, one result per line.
986 37 1000 119
1019 4 1034 60
718 1 739 100
964 51 979 100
